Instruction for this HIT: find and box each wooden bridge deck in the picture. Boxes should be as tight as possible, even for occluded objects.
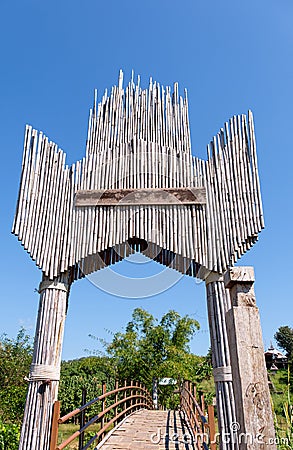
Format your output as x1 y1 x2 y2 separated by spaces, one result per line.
98 409 197 449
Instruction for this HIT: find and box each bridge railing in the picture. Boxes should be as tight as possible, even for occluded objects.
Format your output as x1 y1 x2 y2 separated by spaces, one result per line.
180 380 217 450
50 380 154 450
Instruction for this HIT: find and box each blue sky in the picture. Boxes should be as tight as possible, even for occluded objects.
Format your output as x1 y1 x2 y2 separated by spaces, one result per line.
0 0 292 360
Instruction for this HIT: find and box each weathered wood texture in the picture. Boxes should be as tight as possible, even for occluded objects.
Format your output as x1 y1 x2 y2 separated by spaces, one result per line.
224 267 276 450
18 273 70 450
98 409 196 450
12 72 264 281
75 187 206 206
224 267 255 290
206 274 238 450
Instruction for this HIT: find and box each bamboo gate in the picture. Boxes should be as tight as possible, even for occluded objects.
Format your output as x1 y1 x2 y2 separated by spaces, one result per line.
13 71 276 450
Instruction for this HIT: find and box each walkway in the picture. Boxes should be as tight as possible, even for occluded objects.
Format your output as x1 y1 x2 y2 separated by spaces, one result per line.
98 409 197 449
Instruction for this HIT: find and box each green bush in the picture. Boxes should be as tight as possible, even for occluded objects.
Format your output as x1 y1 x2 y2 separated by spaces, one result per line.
59 356 116 418
0 420 20 450
0 328 32 423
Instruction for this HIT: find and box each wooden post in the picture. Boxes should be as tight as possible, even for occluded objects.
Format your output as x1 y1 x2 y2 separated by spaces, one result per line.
130 379 133 410
134 381 137 411
201 394 205 416
192 383 198 430
208 404 217 450
49 401 60 450
114 380 118 425
19 274 70 450
79 389 87 450
201 394 206 436
205 271 238 450
123 380 127 418
135 381 138 411
224 267 276 450
101 381 106 437
188 381 193 426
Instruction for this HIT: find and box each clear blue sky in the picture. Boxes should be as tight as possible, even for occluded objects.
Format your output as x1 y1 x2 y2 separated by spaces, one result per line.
0 0 292 361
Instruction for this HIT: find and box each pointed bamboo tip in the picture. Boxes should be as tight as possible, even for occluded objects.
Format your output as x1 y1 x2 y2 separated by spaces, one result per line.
93 89 97 114
118 69 124 90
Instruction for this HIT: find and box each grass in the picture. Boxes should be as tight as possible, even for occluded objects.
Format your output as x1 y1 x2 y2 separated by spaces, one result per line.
270 370 287 403
58 423 101 450
57 419 116 450
269 369 290 420
269 367 293 449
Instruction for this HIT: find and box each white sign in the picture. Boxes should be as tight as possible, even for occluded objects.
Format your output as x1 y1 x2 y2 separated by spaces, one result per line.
158 378 177 385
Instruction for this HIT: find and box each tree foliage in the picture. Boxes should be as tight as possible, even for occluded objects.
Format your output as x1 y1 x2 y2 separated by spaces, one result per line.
58 356 116 417
0 328 32 423
0 312 214 422
0 420 20 450
104 308 212 407
275 326 293 359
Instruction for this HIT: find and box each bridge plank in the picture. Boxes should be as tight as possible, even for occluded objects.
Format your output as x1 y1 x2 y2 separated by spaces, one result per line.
98 409 197 449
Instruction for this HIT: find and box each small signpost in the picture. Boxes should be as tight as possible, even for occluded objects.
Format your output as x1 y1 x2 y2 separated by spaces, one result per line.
158 378 177 386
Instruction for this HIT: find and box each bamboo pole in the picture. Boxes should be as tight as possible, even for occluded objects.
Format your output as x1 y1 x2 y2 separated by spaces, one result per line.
206 275 239 450
19 272 70 450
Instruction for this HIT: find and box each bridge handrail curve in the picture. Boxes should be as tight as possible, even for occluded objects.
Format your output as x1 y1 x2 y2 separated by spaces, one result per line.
58 384 152 423
50 381 154 450
180 380 217 450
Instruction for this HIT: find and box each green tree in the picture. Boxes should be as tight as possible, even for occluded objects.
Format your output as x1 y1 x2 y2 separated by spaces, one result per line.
274 326 293 359
58 356 116 417
104 308 211 407
0 328 32 423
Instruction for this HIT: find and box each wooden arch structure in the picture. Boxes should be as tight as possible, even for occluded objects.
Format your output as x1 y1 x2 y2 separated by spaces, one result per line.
13 72 275 449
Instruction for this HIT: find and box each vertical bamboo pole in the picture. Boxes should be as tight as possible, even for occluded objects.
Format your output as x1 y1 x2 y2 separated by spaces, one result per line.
205 272 239 450
19 272 71 450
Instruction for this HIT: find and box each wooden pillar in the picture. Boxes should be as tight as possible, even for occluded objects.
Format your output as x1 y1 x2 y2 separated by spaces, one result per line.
205 272 239 450
19 273 71 450
224 267 276 450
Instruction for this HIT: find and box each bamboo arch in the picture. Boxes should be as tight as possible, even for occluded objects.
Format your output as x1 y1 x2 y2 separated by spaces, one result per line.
12 70 263 281
13 71 275 450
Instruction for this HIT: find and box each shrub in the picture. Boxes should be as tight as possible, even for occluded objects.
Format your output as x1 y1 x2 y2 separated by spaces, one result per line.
0 420 20 450
0 328 32 423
